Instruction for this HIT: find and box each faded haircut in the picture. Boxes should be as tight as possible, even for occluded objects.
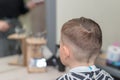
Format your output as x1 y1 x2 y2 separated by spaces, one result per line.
61 17 102 62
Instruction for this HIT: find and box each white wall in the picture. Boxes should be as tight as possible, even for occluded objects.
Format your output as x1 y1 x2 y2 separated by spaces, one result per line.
56 0 120 50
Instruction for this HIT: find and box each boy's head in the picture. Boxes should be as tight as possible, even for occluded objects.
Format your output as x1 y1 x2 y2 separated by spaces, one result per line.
60 17 102 67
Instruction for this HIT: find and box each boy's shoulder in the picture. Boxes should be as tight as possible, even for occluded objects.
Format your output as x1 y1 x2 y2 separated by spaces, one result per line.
56 69 114 80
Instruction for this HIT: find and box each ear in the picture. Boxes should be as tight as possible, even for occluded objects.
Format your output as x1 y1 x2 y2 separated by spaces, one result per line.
63 45 70 57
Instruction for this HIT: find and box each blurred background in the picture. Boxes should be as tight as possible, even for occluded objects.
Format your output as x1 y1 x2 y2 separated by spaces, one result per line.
0 0 120 80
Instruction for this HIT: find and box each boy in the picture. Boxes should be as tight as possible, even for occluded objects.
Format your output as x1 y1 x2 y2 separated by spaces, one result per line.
57 17 114 80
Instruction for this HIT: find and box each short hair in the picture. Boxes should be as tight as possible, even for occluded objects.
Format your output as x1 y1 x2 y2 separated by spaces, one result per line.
61 17 102 62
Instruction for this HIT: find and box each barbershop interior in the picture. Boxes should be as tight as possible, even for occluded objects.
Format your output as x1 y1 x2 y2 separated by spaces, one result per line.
0 0 120 80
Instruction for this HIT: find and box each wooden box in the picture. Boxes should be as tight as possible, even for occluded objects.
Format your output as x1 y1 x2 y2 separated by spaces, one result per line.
26 37 47 73
8 33 27 66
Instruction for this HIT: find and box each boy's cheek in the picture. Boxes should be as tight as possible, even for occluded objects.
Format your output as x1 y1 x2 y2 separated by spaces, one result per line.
60 46 65 58
60 48 63 59
60 47 65 64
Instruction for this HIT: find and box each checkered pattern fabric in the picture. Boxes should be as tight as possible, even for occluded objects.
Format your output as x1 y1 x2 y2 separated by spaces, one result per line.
57 69 114 80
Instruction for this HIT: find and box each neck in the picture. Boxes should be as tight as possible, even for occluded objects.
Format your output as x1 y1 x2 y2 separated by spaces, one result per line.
69 61 94 69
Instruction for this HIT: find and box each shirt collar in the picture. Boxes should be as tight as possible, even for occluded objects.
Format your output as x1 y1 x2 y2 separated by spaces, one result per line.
69 65 99 73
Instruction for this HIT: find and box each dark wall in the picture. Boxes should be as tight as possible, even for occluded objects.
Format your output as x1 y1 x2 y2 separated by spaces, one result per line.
45 0 56 54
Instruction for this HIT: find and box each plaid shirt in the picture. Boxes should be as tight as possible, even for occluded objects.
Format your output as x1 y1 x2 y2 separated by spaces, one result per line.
57 66 114 80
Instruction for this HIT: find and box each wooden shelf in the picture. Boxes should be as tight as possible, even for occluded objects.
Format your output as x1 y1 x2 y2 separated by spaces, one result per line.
26 37 47 73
